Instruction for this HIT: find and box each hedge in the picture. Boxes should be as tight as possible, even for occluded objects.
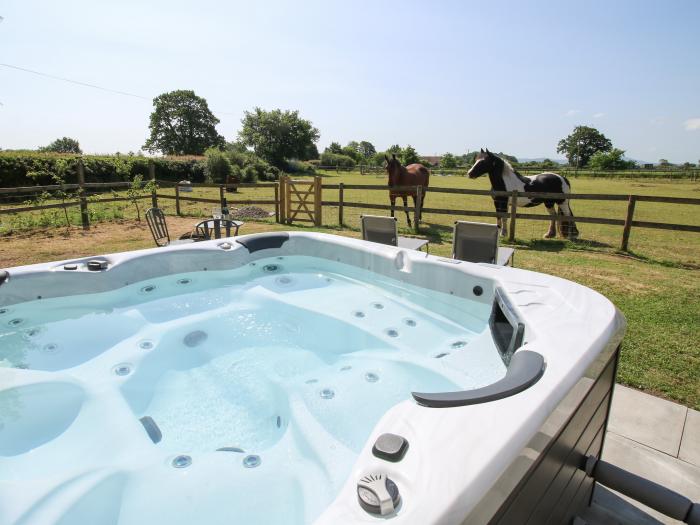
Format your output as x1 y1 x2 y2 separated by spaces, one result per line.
0 152 206 187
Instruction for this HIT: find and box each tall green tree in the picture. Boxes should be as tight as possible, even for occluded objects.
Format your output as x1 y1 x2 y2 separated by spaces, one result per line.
440 152 457 168
401 145 420 165
325 142 343 154
557 126 612 167
238 108 319 168
40 137 82 154
143 90 224 155
302 142 319 160
358 141 376 159
342 143 361 162
386 144 402 155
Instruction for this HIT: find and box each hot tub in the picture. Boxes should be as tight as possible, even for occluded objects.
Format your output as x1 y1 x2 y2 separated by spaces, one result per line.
0 232 624 525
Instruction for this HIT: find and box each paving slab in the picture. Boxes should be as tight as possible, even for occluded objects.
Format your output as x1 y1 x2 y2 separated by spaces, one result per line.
679 408 700 467
602 432 700 524
607 384 686 456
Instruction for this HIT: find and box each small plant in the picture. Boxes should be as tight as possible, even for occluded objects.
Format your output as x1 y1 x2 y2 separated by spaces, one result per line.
126 175 152 221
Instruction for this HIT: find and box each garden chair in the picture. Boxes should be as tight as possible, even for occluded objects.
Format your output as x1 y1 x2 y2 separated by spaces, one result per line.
145 207 195 248
452 221 514 266
360 215 429 252
193 218 244 240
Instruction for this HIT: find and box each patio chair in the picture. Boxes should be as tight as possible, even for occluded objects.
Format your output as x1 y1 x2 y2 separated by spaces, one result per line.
193 218 244 240
360 215 429 252
145 207 195 248
452 221 514 266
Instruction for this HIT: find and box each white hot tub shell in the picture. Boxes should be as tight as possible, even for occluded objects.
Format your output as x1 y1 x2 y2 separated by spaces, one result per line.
0 232 625 525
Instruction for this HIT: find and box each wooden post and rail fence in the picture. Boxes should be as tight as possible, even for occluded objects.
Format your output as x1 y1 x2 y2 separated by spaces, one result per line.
1 170 699 252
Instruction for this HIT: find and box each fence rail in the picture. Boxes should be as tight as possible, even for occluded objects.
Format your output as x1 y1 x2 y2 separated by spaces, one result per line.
317 165 700 180
1 177 699 251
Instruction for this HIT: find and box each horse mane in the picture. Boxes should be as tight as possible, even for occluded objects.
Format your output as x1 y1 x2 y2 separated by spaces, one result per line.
499 156 529 184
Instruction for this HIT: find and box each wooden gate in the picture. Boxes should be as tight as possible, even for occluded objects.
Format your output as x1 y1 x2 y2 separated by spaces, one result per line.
279 176 322 226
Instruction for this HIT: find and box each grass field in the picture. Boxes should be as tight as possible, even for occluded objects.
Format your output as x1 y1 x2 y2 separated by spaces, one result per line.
1 171 698 408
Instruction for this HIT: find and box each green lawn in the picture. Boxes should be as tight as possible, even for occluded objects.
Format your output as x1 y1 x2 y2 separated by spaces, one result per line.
1 171 698 408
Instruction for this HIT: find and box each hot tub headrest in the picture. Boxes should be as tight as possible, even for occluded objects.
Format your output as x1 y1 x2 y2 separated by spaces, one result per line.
412 350 545 408
236 233 290 253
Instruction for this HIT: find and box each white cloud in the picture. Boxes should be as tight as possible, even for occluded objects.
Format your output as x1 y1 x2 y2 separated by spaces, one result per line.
593 112 605 118
684 118 700 131
564 109 581 117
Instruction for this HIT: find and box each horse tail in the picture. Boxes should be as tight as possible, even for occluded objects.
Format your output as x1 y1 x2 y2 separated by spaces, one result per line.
560 175 573 192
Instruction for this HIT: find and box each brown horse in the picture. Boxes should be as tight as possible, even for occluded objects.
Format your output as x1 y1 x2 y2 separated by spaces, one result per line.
385 153 430 227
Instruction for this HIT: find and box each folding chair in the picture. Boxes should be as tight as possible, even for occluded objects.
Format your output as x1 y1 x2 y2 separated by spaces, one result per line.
452 221 514 266
360 215 429 252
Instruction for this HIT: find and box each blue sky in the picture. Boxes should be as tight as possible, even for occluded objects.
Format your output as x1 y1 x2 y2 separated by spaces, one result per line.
1 0 698 162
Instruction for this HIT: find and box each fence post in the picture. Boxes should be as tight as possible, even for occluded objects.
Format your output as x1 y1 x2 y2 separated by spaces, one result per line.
76 160 90 230
219 186 225 211
175 183 181 215
338 182 344 226
509 190 518 242
414 185 422 233
621 195 637 251
274 182 280 223
278 178 286 223
314 176 322 227
285 176 293 224
148 161 158 208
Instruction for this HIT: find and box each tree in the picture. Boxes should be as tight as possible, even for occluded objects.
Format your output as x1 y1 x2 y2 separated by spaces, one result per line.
303 142 319 160
557 126 612 167
460 152 478 166
440 152 458 168
342 145 361 162
358 141 376 159
588 148 636 170
658 159 672 167
325 142 343 154
238 107 319 168
225 141 249 154
40 137 82 154
401 145 420 165
386 144 402 155
143 90 224 155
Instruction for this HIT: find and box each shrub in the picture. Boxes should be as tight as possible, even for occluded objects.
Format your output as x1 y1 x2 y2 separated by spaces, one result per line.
242 165 258 183
203 148 233 183
0 152 207 187
320 152 356 168
285 159 316 175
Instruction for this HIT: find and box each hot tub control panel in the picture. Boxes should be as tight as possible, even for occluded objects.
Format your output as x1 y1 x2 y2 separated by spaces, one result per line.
357 472 401 516
372 433 409 462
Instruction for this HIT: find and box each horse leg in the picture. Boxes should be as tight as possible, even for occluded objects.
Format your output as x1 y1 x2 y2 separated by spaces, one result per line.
496 199 508 237
544 203 557 238
558 200 579 240
403 195 412 228
390 195 396 219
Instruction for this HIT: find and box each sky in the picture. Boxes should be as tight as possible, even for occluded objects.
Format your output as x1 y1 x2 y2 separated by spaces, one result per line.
0 0 699 163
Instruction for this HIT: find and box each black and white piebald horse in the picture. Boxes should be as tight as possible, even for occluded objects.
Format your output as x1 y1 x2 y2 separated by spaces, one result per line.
467 149 579 239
